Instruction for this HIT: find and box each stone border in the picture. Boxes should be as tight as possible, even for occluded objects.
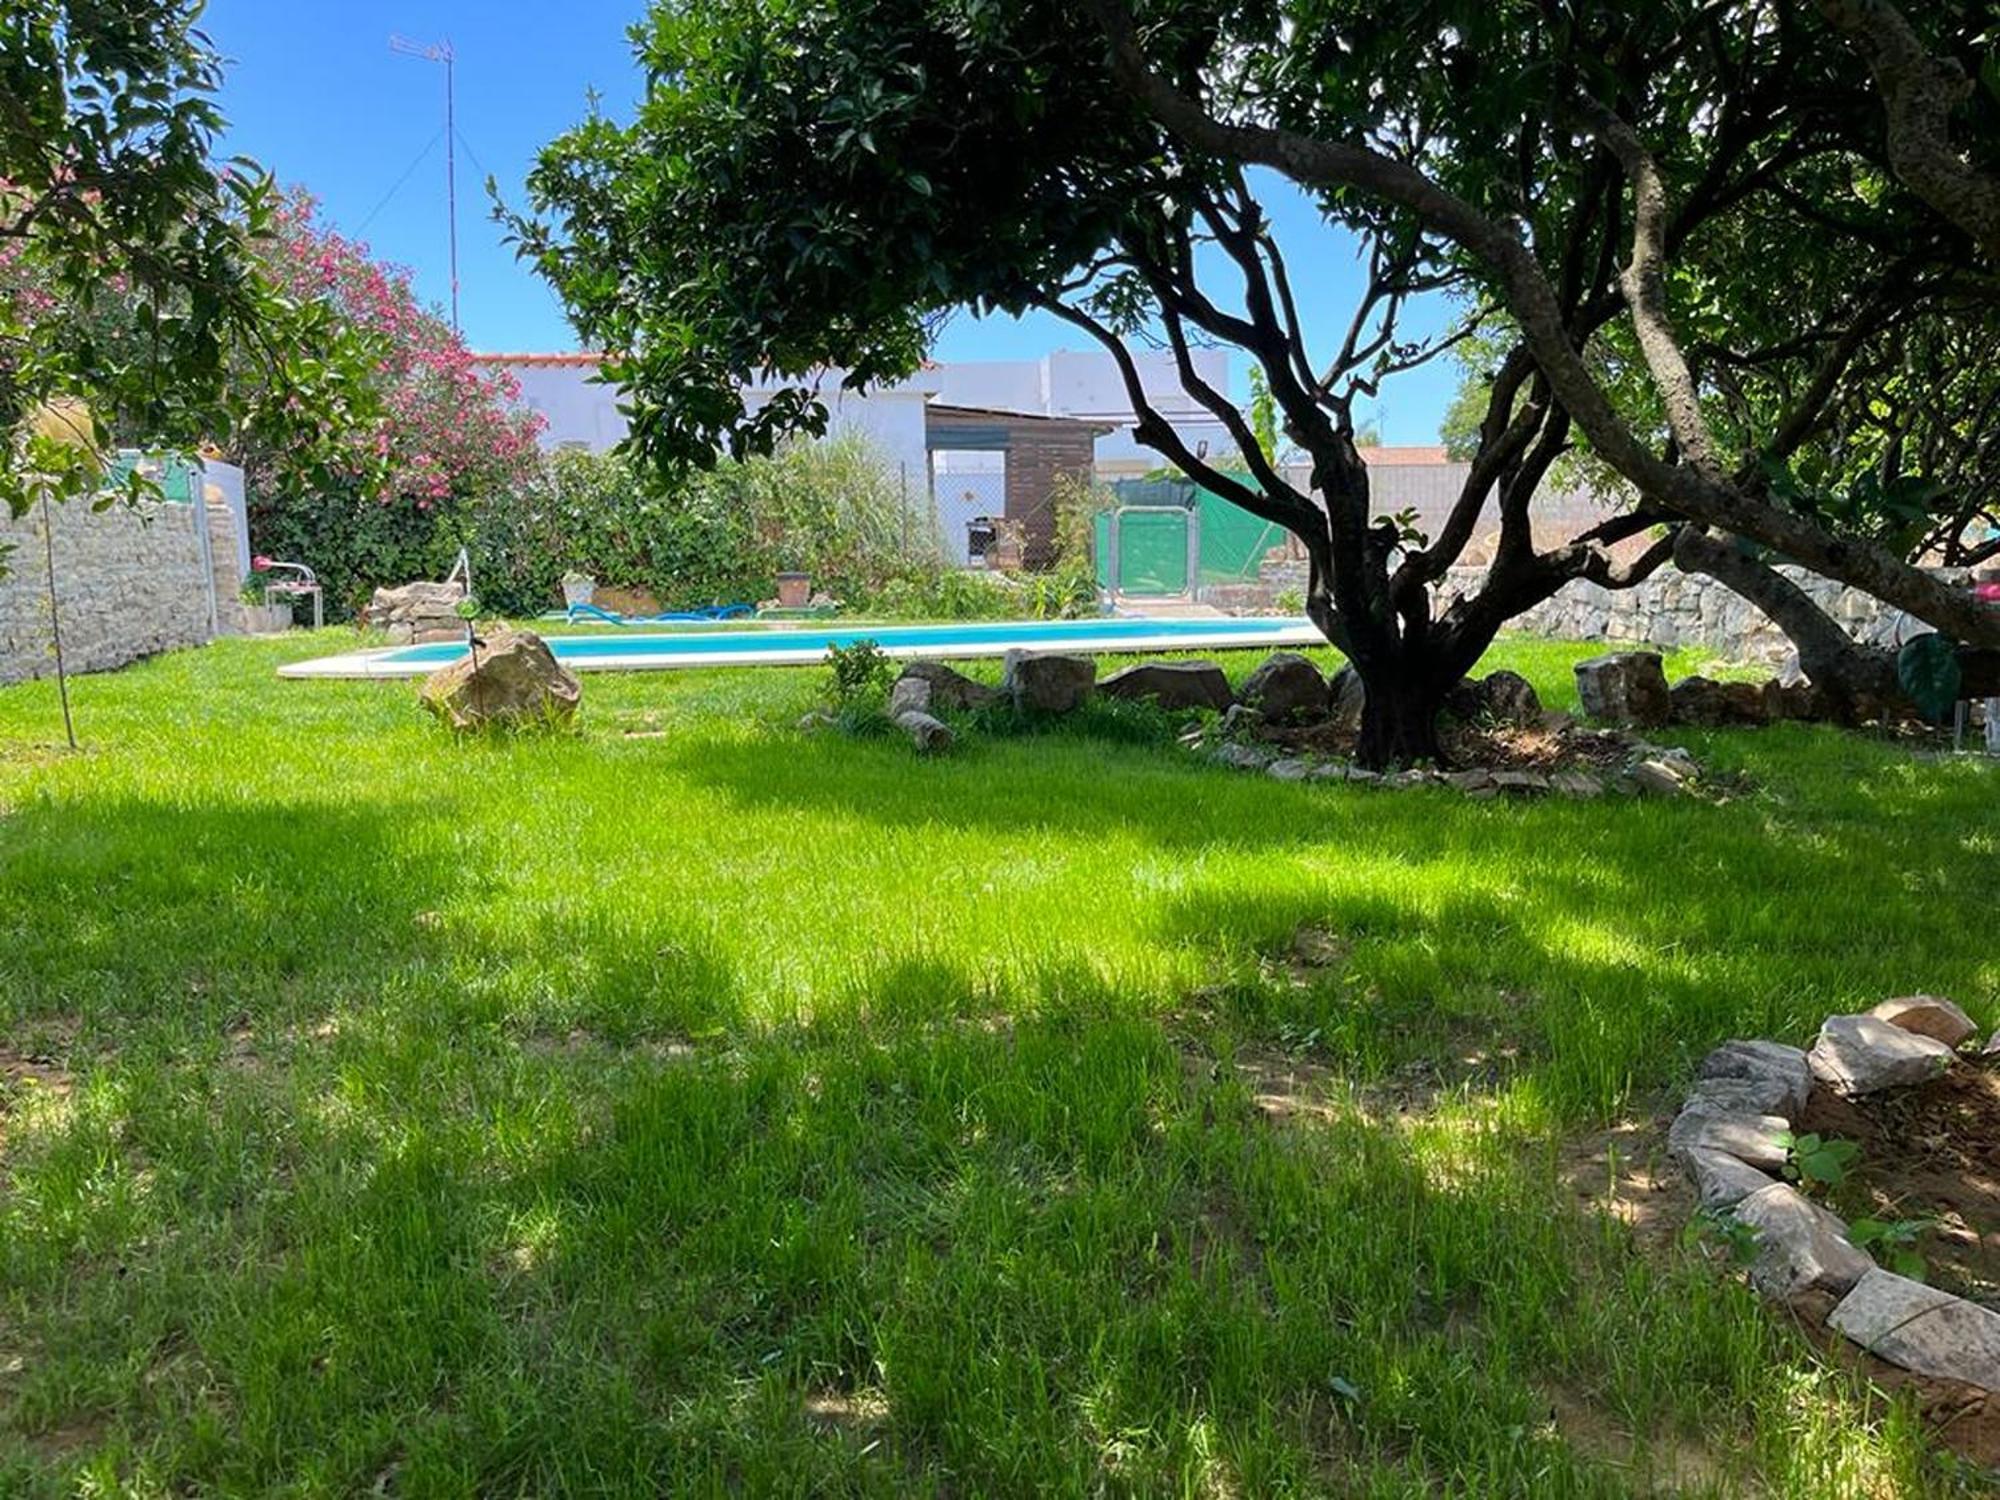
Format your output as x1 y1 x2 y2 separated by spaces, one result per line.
1190 735 1703 801
1672 999 2000 1393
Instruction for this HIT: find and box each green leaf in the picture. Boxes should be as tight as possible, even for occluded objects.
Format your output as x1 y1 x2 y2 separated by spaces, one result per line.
1897 634 1962 722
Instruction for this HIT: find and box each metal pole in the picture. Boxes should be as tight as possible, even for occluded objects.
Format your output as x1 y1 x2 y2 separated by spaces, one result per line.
444 43 458 333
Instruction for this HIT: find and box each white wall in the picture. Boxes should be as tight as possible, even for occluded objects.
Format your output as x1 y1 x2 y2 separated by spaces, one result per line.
931 348 1235 469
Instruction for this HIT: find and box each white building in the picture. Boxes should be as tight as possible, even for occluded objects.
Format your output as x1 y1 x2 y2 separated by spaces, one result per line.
478 347 1233 480
930 348 1234 476
481 353 938 496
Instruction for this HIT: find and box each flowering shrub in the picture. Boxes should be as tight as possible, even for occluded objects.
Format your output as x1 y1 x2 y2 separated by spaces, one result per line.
241 192 544 615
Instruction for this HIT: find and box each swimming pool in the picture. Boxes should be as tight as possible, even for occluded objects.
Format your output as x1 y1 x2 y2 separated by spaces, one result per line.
277 614 1326 679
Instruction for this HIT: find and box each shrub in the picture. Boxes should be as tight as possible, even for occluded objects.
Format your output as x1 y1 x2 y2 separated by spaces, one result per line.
467 436 948 618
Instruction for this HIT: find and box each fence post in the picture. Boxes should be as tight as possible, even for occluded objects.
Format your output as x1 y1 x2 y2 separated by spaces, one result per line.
1106 506 1122 596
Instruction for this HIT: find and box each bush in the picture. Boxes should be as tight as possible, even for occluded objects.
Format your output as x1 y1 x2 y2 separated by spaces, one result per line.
466 435 948 618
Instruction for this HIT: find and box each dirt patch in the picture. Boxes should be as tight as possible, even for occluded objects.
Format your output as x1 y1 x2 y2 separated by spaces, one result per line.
1264 714 1641 776
1796 1063 2000 1308
1538 1381 1737 1494
0 1024 78 1154
1557 1113 1692 1257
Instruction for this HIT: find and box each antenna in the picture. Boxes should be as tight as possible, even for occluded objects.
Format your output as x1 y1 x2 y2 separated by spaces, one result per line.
389 33 459 332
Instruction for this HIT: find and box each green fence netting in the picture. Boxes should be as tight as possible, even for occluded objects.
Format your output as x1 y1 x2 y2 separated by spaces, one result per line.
1096 475 1288 594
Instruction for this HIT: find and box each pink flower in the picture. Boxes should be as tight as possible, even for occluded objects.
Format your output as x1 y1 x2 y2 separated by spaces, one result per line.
252 554 274 570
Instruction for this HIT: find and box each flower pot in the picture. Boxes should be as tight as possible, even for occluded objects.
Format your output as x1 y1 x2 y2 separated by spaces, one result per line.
561 575 597 608
775 572 812 609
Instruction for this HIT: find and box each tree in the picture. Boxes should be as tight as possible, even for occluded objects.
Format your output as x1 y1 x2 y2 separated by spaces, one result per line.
1 1 363 545
238 194 544 614
516 0 2000 764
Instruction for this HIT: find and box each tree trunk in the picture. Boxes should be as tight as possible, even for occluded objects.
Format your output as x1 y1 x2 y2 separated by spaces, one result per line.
1353 665 1448 769
1673 529 1902 712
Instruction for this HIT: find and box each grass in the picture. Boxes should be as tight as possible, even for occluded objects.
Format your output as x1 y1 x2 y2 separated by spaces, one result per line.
0 630 1995 1495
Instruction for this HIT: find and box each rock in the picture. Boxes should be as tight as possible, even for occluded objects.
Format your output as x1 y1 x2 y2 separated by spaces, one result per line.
1985 1030 2000 1058
1386 768 1435 788
1491 770 1550 796
1239 651 1328 724
1548 770 1604 798
1631 758 1692 797
1219 703 1262 736
1807 1013 1956 1096
1685 1074 1800 1121
1670 675 1771 727
1267 758 1313 782
1446 670 1544 726
896 661 1000 711
1668 1107 1792 1172
1099 660 1234 712
419 629 580 732
1682 1148 1777 1210
1827 1269 2000 1392
887 675 933 719
1868 995 1978 1050
1574 651 1671 727
1212 742 1277 771
895 709 954 754
1762 679 1829 723
1327 667 1366 735
366 579 468 645
1699 1040 1813 1119
1444 768 1496 793
1733 1182 1872 1298
1001 650 1095 714
797 709 837 732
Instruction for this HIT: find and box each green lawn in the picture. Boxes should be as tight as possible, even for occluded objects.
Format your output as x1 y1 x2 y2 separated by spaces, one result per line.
1 632 1994 1495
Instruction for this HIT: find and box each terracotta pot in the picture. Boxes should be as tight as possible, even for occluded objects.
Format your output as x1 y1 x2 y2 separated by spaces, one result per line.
775 572 811 609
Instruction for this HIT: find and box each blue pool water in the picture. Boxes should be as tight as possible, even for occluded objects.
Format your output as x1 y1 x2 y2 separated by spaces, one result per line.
380 615 1317 667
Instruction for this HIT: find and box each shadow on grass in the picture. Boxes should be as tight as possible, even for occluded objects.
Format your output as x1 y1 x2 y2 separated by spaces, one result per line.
0 794 458 1039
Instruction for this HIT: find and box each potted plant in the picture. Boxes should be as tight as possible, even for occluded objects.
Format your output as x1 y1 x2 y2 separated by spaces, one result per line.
561 569 597 608
775 571 812 609
240 560 293 634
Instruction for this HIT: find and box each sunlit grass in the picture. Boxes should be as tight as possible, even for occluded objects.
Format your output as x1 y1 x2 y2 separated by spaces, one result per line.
0 630 1994 1493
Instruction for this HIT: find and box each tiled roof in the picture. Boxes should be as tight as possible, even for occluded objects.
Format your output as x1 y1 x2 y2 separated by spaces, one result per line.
473 352 608 367
1357 445 1452 466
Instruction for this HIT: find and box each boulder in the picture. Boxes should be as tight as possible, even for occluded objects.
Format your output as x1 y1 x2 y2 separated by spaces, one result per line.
1099 660 1234 712
1631 758 1693 797
1548 770 1605 799
1670 676 1771 727
1733 1182 1872 1298
1266 758 1313 782
1446 670 1544 726
1327 666 1366 735
887 675 934 719
895 709 955 755
1682 1148 1777 1211
1667 1107 1792 1172
1761 679 1830 723
1868 994 1978 1050
1574 651 1671 727
1685 1074 1800 1122
1827 1269 2000 1392
366 579 468 645
1212 743 1277 771
1491 770 1550 796
1698 1040 1813 1119
1444 768 1496 793
1239 652 1328 724
1001 650 1095 714
1807 1013 1956 1096
420 629 580 732
896 661 1001 711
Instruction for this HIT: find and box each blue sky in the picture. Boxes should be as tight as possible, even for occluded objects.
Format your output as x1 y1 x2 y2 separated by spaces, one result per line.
203 0 1460 444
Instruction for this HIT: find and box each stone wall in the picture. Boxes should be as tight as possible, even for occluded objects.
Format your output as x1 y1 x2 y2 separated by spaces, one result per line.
0 497 223 686
1438 563 1915 665
1199 546 1920 666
